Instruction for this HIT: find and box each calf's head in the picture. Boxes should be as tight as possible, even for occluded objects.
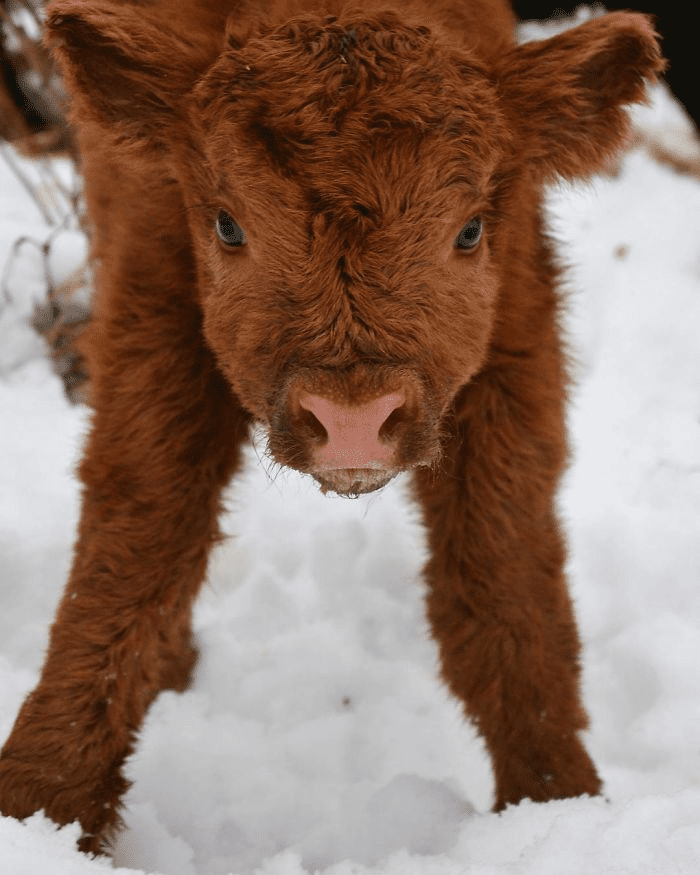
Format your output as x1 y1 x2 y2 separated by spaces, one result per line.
47 1 662 495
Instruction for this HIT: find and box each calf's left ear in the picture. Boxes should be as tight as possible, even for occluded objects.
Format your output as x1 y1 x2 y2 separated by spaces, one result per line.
45 0 217 140
496 12 665 181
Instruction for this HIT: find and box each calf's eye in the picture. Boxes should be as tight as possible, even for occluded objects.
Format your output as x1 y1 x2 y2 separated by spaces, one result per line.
216 210 246 247
455 217 483 251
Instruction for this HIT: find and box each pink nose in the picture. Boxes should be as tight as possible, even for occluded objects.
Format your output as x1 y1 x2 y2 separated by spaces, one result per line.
298 391 405 469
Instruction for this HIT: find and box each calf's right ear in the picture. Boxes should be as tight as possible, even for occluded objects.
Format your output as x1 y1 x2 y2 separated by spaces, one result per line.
45 0 216 139
496 12 665 181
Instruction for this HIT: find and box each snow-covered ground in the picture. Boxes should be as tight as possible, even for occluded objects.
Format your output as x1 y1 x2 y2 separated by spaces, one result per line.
2 26 700 875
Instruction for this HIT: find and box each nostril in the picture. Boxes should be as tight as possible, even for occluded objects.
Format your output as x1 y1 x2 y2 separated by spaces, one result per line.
299 406 328 443
378 403 406 441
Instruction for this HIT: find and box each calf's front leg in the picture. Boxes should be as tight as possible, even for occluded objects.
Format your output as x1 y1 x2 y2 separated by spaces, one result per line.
0 318 248 853
413 368 601 810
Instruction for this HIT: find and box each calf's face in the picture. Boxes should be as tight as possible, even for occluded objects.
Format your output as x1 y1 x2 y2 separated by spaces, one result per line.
178 14 509 495
47 2 664 495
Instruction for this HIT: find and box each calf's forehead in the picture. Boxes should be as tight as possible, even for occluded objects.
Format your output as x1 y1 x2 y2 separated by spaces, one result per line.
191 9 509 201
205 125 489 230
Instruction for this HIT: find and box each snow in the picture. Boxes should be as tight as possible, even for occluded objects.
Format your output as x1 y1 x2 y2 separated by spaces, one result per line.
2 33 700 875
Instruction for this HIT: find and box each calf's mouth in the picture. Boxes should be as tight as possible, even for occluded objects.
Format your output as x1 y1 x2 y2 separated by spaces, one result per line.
311 466 397 496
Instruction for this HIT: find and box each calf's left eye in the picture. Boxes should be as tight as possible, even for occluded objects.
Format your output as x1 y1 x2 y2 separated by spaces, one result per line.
455 217 483 251
216 210 246 247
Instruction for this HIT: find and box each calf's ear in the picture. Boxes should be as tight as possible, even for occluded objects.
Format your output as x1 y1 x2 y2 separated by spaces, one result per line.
45 0 216 139
496 12 665 181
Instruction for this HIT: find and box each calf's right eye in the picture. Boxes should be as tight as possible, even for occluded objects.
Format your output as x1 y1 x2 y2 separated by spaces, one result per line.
216 211 246 247
455 217 483 251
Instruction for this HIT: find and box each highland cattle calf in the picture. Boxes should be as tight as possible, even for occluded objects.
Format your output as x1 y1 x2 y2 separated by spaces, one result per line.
0 0 663 855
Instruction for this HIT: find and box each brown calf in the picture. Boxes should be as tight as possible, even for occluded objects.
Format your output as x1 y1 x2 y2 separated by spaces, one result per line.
0 0 663 855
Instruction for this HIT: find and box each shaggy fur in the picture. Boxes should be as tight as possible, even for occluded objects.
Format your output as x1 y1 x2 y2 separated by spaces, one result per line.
0 0 663 855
